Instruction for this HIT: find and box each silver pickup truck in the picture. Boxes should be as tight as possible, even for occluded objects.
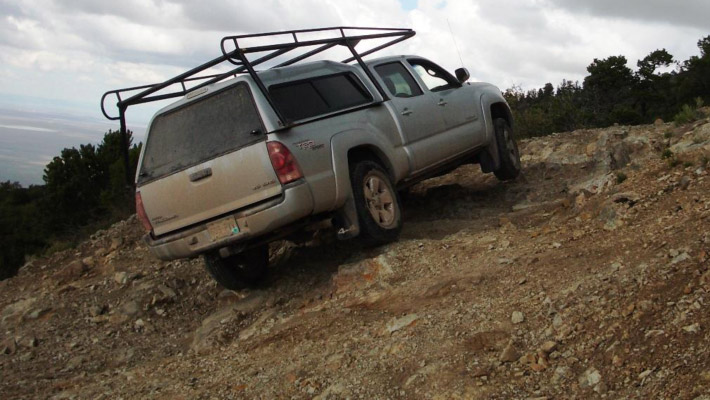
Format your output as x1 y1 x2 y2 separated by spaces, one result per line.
102 28 520 289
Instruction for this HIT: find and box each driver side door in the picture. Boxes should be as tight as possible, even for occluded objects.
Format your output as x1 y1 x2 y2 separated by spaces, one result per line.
407 58 485 157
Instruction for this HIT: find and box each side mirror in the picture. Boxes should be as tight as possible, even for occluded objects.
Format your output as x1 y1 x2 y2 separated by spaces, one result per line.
455 68 470 83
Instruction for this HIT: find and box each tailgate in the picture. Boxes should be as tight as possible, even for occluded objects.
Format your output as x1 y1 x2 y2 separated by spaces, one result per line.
136 81 282 236
140 142 281 236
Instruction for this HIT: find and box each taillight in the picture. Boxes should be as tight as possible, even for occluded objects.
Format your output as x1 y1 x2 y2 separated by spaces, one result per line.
135 191 153 233
267 141 303 184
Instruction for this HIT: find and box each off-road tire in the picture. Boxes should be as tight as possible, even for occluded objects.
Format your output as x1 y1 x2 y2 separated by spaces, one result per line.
493 118 521 181
350 160 402 244
203 245 268 290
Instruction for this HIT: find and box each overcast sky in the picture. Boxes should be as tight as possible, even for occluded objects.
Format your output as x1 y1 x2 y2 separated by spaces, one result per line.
0 0 708 185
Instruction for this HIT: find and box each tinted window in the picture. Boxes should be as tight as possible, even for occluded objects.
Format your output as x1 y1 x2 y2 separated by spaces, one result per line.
139 83 263 183
374 62 423 98
270 73 372 121
408 59 459 92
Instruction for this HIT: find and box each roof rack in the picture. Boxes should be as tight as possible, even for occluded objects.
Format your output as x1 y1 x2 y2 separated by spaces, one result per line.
100 26 415 185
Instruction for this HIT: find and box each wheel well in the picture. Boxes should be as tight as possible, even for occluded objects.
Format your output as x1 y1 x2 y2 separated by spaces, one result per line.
347 145 394 179
490 102 513 128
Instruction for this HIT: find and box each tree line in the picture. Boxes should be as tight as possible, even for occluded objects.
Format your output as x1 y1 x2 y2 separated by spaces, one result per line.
504 36 710 138
0 131 140 279
1 35 709 280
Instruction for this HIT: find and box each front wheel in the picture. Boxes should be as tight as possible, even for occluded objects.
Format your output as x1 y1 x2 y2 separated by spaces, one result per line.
493 118 521 181
203 245 268 290
350 160 402 245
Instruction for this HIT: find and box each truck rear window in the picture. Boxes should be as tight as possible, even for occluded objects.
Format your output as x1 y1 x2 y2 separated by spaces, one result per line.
139 83 263 183
270 72 373 121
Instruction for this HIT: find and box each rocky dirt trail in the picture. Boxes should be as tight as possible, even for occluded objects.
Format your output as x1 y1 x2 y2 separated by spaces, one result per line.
2 117 710 399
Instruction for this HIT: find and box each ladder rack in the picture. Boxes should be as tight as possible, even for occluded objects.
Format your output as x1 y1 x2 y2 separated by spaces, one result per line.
100 27 415 185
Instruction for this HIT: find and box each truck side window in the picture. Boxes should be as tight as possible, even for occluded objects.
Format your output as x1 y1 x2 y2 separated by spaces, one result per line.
270 72 372 121
408 59 459 92
374 62 423 98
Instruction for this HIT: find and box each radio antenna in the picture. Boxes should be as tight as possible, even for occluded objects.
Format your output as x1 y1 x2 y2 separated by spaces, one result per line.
447 18 465 68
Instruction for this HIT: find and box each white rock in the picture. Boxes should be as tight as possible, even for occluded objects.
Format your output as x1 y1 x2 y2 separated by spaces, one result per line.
114 271 128 285
385 314 419 334
511 311 525 324
578 367 602 388
682 323 700 334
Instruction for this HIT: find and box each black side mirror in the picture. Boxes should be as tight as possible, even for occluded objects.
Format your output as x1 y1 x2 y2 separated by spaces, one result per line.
455 68 470 83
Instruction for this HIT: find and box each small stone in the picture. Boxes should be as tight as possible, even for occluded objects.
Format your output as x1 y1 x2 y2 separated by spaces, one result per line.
612 355 624 367
551 366 568 384
578 367 602 388
1 337 17 355
89 305 106 317
23 336 38 348
499 341 519 363
55 259 88 281
638 369 653 380
654 118 664 125
385 314 419 335
82 256 96 268
679 176 691 190
114 271 128 285
511 311 525 324
552 314 563 329
671 252 691 265
110 237 124 252
682 323 700 334
157 284 177 300
120 300 140 317
530 363 547 372
540 341 558 354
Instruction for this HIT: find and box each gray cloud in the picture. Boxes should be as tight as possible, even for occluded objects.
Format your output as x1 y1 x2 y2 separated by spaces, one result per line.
546 0 710 30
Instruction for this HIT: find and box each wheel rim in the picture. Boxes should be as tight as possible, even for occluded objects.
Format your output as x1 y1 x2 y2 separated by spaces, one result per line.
363 173 396 228
503 125 520 168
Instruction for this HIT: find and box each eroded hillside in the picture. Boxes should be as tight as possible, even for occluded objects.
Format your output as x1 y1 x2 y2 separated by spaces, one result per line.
2 117 710 399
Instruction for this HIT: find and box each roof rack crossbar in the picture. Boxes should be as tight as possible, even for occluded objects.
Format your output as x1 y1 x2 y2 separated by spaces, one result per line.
273 42 339 68
220 30 413 58
341 33 414 63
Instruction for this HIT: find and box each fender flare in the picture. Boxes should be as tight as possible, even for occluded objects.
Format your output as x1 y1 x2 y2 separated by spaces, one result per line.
330 130 409 209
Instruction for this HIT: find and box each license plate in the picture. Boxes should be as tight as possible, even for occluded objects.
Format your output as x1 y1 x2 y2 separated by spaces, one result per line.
207 217 239 241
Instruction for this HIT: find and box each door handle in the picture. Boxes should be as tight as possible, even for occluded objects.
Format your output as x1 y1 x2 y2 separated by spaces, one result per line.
401 109 413 116
438 100 448 106
189 168 212 182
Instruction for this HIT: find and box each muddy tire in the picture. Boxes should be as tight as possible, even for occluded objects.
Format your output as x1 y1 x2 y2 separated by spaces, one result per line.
493 118 521 181
203 245 268 290
350 160 402 244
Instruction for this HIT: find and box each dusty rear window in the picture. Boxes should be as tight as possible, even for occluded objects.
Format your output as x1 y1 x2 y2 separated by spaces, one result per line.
139 82 263 183
269 72 373 121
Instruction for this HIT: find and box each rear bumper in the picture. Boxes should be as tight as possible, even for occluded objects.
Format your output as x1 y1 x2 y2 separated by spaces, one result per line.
145 182 314 260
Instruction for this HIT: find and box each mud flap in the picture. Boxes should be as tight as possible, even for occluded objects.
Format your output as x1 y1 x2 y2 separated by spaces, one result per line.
479 144 500 173
335 195 361 240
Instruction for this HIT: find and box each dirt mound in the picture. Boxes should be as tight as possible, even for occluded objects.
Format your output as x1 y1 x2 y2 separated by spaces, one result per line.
1 118 709 399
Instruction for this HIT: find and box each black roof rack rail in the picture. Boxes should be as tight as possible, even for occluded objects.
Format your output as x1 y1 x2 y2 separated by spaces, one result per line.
100 26 414 185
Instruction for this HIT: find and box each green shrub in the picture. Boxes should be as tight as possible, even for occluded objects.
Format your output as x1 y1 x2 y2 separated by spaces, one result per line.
673 97 704 125
662 148 673 159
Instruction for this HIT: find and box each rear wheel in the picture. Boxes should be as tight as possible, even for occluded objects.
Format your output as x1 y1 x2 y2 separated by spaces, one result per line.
350 160 402 244
203 245 268 290
493 118 521 181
